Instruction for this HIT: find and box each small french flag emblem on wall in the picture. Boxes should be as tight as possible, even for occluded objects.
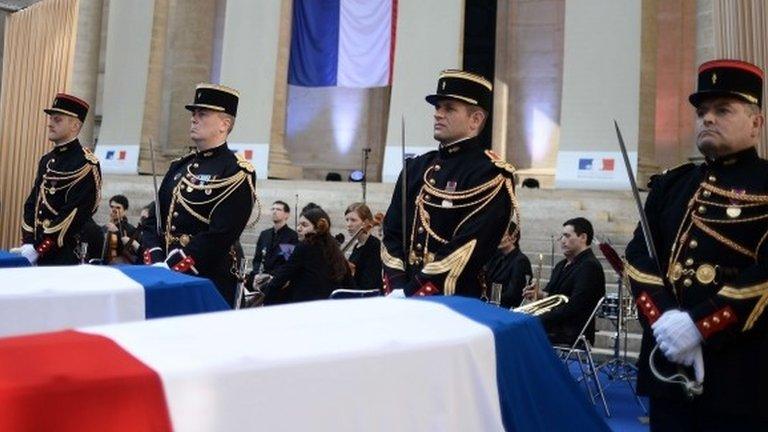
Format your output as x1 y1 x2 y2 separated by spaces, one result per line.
105 150 127 160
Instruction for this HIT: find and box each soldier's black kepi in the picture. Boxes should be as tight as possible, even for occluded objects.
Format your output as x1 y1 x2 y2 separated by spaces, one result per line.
185 83 240 117
43 93 89 122
689 59 764 108
425 70 493 112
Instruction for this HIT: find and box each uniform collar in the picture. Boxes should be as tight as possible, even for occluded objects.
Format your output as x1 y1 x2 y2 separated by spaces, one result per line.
54 138 80 153
198 142 229 158
438 136 480 158
705 146 758 168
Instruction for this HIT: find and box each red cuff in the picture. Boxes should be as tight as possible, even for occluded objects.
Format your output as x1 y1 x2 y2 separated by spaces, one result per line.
695 306 737 339
382 274 393 295
637 291 661 324
414 282 439 297
36 237 54 255
143 250 152 265
172 255 196 273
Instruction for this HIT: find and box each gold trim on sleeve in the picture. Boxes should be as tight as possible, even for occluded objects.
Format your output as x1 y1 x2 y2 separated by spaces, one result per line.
625 262 664 286
421 239 476 296
22 221 34 233
718 281 768 331
381 246 405 271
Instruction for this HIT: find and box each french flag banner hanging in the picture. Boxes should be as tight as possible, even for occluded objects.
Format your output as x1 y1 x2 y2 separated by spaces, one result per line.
288 0 397 87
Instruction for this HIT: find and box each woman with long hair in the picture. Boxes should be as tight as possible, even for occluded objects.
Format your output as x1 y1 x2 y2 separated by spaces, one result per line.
262 206 354 302
344 203 382 291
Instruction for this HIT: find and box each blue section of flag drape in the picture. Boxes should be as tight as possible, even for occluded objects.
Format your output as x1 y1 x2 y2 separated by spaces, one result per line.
288 0 340 87
117 266 229 318
422 296 610 432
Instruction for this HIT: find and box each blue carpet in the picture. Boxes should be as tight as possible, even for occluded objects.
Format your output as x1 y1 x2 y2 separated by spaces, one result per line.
567 362 649 432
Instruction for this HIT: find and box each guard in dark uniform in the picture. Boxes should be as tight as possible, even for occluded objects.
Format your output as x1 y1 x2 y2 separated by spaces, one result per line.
382 70 519 298
142 83 256 307
625 59 768 430
14 93 101 265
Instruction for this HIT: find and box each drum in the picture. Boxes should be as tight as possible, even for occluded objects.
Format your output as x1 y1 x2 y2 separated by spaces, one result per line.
599 293 620 319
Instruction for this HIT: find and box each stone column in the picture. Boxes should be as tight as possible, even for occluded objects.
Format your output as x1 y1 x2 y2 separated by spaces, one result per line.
268 0 303 179
70 0 103 149
493 0 565 188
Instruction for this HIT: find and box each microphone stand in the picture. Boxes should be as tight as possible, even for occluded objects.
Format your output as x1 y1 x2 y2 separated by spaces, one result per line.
362 147 370 203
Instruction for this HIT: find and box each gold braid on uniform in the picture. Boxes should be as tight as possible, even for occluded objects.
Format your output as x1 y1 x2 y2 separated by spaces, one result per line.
669 183 768 262
666 181 768 331
409 164 520 294
33 159 100 246
165 167 250 249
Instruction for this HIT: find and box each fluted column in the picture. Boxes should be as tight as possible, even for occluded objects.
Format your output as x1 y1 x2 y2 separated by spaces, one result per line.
70 0 103 149
713 0 768 155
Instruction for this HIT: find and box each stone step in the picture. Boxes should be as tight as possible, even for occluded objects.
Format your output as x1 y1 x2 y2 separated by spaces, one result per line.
596 316 643 334
594 330 643 354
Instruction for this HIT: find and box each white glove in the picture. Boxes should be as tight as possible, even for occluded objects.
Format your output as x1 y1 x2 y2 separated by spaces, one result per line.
652 309 702 361
386 289 406 299
152 262 170 270
15 244 39 265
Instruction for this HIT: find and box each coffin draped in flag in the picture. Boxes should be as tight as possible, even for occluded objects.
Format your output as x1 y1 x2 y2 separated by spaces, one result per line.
288 0 397 87
0 297 608 431
0 265 228 337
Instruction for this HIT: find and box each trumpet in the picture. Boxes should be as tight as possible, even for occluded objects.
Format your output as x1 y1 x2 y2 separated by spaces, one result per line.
514 294 569 316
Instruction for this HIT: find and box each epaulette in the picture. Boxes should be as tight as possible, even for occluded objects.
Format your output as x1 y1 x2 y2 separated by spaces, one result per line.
648 162 696 189
484 149 516 174
82 147 99 165
170 151 196 165
236 153 255 173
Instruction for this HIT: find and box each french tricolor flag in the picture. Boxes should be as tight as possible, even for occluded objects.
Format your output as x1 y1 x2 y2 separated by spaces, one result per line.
288 0 398 88
0 297 608 431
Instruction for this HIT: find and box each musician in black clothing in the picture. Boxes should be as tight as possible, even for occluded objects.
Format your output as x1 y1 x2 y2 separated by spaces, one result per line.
344 202 382 291
102 195 139 264
263 207 354 303
248 200 299 305
14 93 101 265
142 83 256 307
524 217 605 345
483 221 532 308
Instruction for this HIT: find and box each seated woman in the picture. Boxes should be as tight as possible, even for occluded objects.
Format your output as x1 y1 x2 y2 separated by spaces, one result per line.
343 203 383 291
262 206 354 303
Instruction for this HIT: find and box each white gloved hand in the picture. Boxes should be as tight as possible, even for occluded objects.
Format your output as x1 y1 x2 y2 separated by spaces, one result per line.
18 244 38 265
652 309 702 361
386 289 405 299
152 262 170 270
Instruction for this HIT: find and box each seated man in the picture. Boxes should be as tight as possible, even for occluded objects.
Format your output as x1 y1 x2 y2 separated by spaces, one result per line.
523 217 605 345
102 195 139 264
483 221 532 308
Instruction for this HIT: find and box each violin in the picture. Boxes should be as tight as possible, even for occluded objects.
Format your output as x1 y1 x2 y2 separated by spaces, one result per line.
341 212 384 275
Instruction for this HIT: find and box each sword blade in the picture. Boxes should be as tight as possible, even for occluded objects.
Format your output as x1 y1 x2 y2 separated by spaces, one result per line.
614 120 660 267
148 137 162 237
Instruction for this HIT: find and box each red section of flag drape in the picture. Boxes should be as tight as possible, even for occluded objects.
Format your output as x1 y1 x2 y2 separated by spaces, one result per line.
0 330 172 431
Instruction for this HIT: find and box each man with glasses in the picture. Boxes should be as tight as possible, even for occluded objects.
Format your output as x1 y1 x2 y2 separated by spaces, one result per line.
247 200 299 305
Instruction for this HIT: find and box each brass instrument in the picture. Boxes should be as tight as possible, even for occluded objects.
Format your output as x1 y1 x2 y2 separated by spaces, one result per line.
514 294 569 316
519 253 544 307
